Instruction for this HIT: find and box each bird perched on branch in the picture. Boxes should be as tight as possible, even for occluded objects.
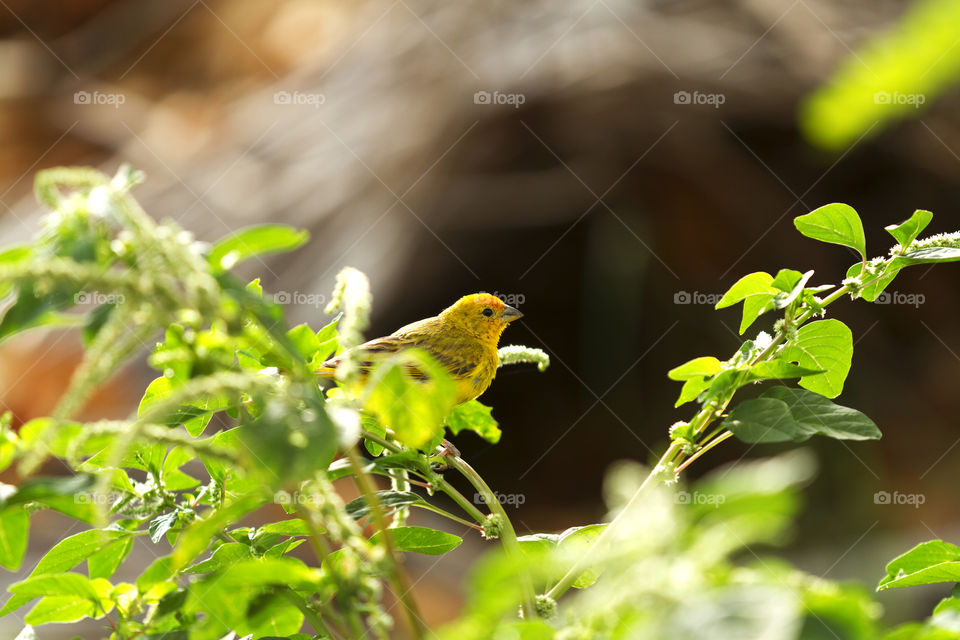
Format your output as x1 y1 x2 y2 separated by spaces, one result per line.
316 293 523 404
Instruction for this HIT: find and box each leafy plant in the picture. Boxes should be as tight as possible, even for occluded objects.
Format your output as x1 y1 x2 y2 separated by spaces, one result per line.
1 168 959 639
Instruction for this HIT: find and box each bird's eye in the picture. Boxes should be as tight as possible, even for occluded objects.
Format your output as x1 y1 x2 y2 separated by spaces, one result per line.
482 308 494 317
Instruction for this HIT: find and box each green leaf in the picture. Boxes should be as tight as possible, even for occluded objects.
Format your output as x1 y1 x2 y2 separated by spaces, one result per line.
724 388 880 444
897 246 960 265
674 377 714 407
208 224 309 273
780 319 853 398
558 524 607 588
445 400 501 444
345 491 428 520
138 377 219 437
0 527 130 617
879 540 960 590
764 387 880 441
0 284 79 346
0 508 29 571
745 360 824 383
287 324 320 361
770 269 804 293
10 573 101 600
162 446 202 491
9 572 114 624
669 357 726 407
0 529 132 616
516 533 558 557
136 556 174 593
185 542 253 573
846 261 900 302
364 349 457 449
715 272 777 334
184 558 318 640
264 539 305 559
887 210 934 250
172 495 265 570
0 475 98 523
313 314 341 366
24 596 96 624
370 526 463 555
237 593 304 639
362 414 386 457
723 398 800 444
668 357 722 381
933 596 960 615
149 512 180 544
198 427 241 483
258 519 312 536
771 269 814 310
87 535 133 580
794 203 866 260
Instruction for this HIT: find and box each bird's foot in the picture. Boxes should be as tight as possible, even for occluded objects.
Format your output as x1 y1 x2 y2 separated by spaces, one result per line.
430 439 461 471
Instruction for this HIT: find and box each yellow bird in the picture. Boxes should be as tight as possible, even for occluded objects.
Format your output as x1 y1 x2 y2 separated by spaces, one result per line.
316 293 523 404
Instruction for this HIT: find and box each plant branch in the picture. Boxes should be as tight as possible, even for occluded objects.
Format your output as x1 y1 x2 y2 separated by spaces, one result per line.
676 431 734 473
446 454 537 618
545 440 684 601
346 446 428 639
281 589 340 640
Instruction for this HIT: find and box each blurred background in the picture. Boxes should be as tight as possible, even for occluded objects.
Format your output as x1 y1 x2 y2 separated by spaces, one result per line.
1 0 960 635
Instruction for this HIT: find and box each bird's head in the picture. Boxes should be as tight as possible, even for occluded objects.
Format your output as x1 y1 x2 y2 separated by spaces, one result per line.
439 293 523 343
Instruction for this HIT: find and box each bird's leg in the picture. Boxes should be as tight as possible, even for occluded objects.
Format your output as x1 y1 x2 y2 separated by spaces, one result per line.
430 439 461 471
439 438 460 458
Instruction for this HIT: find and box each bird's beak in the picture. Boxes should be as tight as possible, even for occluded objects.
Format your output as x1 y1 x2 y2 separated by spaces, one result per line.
502 305 523 322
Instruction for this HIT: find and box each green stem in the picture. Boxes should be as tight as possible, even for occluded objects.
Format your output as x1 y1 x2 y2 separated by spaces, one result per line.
414 502 485 531
390 467 412 528
360 429 488 525
676 431 733 473
281 589 340 640
296 505 353 637
431 474 488 525
346 447 428 639
546 441 685 601
446 454 537 618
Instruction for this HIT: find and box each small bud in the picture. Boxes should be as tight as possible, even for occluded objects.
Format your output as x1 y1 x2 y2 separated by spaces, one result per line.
535 594 558 619
482 513 505 539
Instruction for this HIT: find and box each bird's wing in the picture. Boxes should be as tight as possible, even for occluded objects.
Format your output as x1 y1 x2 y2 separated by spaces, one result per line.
320 334 411 370
320 318 433 371
319 318 478 379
